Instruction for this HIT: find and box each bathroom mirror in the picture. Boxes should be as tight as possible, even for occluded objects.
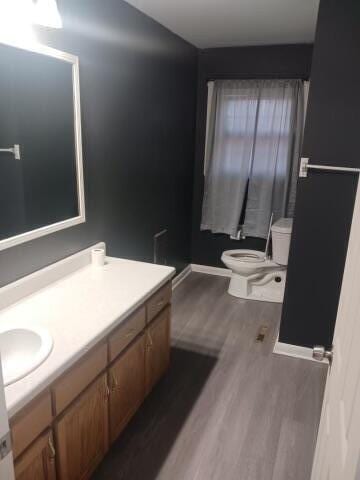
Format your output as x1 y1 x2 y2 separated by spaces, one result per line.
0 39 85 251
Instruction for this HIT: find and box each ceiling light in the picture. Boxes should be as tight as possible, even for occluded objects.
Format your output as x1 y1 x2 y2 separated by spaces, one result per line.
32 0 63 29
0 0 35 43
0 0 62 32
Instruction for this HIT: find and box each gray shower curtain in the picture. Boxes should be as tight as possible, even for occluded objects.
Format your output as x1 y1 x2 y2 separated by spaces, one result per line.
201 79 304 238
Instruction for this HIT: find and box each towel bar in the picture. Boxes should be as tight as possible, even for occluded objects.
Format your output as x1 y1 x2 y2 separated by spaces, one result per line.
299 158 360 177
0 144 21 160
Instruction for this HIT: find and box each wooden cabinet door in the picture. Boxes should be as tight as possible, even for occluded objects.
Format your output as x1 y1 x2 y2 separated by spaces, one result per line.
145 306 171 395
14 429 56 480
109 334 145 443
11 391 53 460
55 373 108 480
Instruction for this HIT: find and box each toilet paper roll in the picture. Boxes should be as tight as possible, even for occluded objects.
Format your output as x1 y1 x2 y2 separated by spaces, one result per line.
91 248 105 267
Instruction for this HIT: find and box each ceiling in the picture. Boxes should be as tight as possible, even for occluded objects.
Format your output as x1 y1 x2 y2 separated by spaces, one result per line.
124 0 320 49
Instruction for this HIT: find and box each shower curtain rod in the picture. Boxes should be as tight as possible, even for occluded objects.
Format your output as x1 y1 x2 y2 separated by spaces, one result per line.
299 158 360 178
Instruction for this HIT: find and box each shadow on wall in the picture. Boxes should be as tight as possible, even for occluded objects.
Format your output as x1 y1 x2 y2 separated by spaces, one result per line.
92 346 217 480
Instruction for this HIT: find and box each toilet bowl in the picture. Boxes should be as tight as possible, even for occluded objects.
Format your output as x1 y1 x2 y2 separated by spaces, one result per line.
221 218 293 303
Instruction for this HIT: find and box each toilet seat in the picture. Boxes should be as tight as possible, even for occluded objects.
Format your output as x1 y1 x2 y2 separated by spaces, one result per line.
221 249 279 275
225 250 266 263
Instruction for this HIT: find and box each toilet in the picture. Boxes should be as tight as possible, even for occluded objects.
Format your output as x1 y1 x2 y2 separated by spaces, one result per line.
221 218 293 303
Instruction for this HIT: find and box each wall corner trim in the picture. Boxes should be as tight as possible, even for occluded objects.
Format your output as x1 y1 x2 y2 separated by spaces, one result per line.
172 265 192 290
273 341 328 363
191 264 231 277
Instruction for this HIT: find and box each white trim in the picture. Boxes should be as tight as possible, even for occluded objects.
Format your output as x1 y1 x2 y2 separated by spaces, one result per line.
191 264 231 277
0 39 86 252
0 242 105 311
172 265 192 290
273 341 328 363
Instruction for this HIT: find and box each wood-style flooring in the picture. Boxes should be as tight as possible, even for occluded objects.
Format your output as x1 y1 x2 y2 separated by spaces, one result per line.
93 273 327 480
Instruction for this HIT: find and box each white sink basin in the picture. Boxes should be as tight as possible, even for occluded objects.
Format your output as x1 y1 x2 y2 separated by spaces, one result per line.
0 325 53 386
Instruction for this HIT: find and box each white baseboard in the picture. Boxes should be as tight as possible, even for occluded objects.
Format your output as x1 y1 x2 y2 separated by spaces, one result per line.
172 265 192 290
273 341 326 363
172 263 230 288
191 264 231 277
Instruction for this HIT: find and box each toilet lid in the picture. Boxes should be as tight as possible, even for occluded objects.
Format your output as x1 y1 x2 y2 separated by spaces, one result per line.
228 252 265 263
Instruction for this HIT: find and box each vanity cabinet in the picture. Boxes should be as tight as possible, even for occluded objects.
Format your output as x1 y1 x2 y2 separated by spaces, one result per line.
146 282 172 324
10 281 172 480
108 306 146 362
52 343 108 416
11 391 53 460
145 306 171 395
55 374 109 480
108 333 146 443
14 430 56 480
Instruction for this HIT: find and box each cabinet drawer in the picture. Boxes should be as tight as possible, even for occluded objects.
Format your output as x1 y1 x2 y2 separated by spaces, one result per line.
14 429 56 480
52 342 107 415
109 306 146 362
146 282 172 323
11 391 53 460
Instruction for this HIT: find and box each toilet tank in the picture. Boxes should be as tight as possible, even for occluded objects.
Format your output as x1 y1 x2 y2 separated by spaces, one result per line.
271 218 293 266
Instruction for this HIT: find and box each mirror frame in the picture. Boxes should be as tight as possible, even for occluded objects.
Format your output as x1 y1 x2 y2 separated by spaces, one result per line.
0 39 85 251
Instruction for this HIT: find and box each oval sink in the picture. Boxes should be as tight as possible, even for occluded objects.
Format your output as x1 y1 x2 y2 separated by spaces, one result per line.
0 326 53 386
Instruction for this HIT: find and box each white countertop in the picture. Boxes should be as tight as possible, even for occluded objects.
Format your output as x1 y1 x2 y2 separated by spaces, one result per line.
1 256 174 417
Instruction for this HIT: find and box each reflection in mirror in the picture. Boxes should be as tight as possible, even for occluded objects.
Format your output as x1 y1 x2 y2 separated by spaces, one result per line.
0 41 85 250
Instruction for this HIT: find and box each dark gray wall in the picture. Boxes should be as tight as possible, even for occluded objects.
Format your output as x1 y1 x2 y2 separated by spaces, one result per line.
0 0 197 287
280 0 360 348
191 45 313 267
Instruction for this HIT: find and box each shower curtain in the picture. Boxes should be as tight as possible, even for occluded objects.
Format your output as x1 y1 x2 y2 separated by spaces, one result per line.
201 79 304 238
